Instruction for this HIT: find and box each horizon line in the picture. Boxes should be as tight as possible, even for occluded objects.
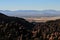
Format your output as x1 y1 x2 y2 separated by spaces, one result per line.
0 9 60 11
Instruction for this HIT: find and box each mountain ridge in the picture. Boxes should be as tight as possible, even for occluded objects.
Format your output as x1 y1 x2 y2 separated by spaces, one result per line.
0 10 60 18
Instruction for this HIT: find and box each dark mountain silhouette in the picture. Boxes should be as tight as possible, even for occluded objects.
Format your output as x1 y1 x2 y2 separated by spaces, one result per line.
0 13 8 18
0 13 60 40
0 13 34 40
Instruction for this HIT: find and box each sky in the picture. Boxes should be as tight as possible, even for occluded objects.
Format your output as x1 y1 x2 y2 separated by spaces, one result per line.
0 0 60 11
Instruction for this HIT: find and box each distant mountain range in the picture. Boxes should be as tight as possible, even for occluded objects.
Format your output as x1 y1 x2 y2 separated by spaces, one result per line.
0 10 60 18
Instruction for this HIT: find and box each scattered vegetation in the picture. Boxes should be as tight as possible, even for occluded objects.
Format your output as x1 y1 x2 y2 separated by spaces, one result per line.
0 13 60 40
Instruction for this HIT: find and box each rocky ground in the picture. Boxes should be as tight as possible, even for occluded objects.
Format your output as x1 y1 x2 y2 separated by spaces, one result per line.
0 13 60 40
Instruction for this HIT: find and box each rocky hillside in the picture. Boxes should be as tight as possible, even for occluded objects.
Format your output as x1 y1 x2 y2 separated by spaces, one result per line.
0 13 34 40
0 13 60 40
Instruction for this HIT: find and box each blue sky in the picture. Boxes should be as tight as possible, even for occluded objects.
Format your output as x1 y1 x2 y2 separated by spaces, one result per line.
0 0 60 10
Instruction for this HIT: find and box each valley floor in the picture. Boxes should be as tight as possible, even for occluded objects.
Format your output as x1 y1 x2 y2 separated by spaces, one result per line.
25 17 60 22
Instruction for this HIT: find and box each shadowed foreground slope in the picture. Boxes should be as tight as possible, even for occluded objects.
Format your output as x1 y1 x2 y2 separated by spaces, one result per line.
0 13 34 40
0 13 60 40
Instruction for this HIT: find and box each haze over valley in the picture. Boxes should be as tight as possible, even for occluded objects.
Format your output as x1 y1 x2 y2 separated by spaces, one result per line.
0 10 60 22
0 10 60 18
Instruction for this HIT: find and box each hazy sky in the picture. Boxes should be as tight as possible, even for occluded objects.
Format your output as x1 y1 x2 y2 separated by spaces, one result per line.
0 0 60 10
